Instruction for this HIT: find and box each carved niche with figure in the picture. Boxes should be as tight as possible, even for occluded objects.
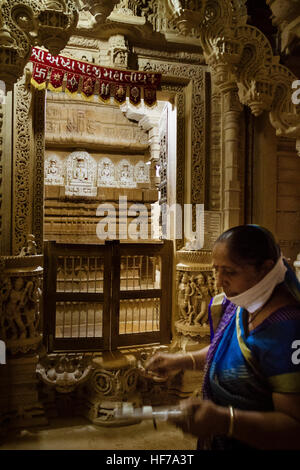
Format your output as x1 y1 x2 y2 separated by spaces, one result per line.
45 156 64 185
65 150 97 196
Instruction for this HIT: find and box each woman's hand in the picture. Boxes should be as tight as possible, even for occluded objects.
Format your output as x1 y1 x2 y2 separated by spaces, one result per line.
171 397 229 440
143 352 183 381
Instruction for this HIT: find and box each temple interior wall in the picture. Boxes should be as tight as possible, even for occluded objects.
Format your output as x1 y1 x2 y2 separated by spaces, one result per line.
0 0 300 435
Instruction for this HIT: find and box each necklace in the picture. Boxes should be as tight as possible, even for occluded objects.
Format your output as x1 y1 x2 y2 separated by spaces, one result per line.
247 306 264 325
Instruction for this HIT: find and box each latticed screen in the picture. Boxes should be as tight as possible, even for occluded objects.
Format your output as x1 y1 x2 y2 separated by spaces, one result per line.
55 302 103 338
44 241 172 352
120 255 161 290
57 256 104 293
119 298 160 334
55 255 104 340
118 255 161 335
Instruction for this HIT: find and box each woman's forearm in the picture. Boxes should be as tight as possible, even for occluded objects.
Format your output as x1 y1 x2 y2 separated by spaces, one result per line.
215 406 300 450
182 345 210 371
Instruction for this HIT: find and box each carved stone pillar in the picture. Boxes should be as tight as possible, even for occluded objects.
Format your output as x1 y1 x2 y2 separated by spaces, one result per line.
222 86 243 230
173 250 217 353
0 252 47 429
10 72 45 256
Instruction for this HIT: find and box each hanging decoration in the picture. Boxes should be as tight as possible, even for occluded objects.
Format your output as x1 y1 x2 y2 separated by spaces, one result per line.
29 47 161 107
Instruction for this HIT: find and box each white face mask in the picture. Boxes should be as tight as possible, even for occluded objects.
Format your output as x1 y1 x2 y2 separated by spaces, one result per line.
227 255 287 313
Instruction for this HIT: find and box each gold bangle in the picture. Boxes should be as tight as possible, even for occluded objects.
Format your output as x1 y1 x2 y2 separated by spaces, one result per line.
187 353 196 370
228 405 235 438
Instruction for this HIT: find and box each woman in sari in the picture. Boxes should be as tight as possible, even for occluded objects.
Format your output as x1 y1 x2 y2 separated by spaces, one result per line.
145 225 300 449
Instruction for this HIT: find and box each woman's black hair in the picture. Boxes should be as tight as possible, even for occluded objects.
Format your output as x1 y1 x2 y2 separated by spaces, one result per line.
215 224 280 268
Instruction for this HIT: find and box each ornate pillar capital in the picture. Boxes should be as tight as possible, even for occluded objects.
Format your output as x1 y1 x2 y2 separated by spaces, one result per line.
0 0 79 91
166 0 206 35
84 0 119 24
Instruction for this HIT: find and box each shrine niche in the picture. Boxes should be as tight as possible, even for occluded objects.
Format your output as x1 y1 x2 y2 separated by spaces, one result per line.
97 158 116 187
117 159 135 188
43 90 158 244
65 150 97 196
45 155 64 186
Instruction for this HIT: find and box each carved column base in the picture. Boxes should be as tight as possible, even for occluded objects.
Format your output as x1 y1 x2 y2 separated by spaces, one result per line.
80 352 142 427
0 253 46 429
0 355 47 429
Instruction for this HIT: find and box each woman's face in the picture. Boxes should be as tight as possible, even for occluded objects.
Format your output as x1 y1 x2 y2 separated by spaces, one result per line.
212 241 271 297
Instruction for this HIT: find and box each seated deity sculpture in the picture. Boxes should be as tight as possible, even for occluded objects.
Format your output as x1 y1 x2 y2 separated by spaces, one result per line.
45 157 64 185
73 158 88 181
135 161 150 184
97 158 116 187
117 160 135 188
66 151 97 196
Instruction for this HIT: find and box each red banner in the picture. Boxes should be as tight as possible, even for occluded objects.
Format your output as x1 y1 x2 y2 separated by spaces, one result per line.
30 47 161 106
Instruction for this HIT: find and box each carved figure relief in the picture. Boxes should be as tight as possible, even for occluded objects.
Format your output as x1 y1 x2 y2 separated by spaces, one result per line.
1 276 41 342
135 161 150 184
19 234 38 256
176 270 218 329
97 157 116 187
177 272 194 321
45 156 64 185
65 150 97 196
117 159 135 188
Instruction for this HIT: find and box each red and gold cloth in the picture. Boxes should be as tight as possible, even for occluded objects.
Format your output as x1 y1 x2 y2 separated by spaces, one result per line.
30 47 161 106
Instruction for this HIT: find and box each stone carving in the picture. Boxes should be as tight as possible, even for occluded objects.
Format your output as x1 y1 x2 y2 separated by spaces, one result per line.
135 161 150 183
117 159 135 188
84 0 119 24
175 269 218 344
84 359 141 426
108 35 129 68
159 0 299 141
19 234 38 256
1 276 40 342
177 271 217 327
37 353 93 393
32 88 46 254
97 158 150 188
45 98 149 148
45 156 64 185
13 74 32 255
0 0 79 91
0 254 43 355
65 150 97 196
97 157 116 187
177 272 194 321
267 0 300 54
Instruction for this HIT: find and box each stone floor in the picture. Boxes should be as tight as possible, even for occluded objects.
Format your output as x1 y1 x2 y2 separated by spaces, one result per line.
0 416 197 451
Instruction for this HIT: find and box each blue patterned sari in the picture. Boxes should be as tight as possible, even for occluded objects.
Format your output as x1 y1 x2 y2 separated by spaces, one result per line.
201 288 300 450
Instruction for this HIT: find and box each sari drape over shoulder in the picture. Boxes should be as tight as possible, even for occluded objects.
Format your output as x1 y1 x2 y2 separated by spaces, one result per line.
201 292 300 450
